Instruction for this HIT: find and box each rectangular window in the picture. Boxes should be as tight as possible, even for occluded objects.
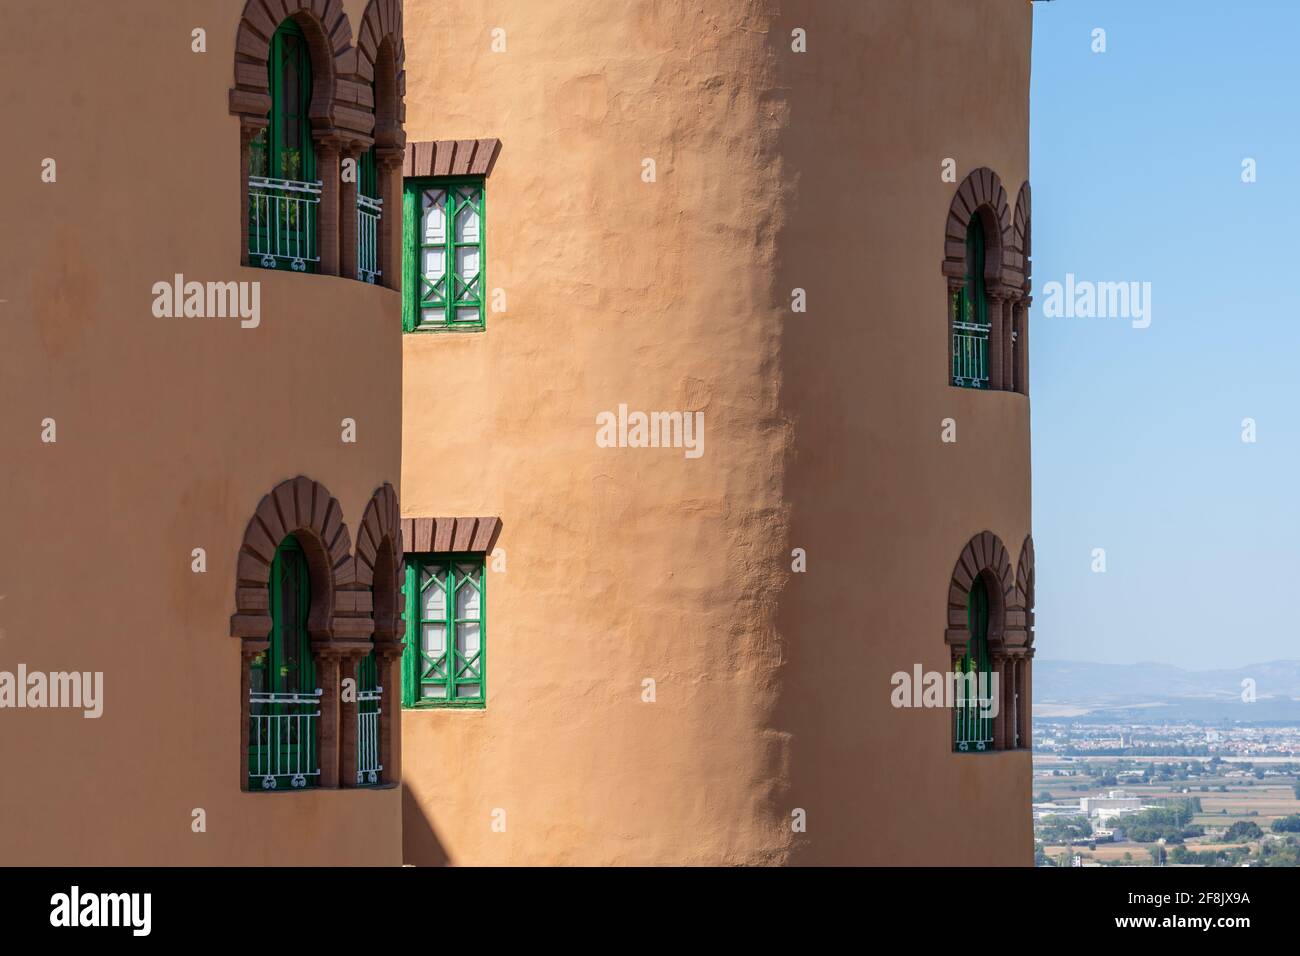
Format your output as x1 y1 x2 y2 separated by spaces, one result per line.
402 179 486 332
402 556 486 707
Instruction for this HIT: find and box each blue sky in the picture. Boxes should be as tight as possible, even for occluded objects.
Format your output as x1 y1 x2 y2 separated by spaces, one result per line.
1031 0 1300 668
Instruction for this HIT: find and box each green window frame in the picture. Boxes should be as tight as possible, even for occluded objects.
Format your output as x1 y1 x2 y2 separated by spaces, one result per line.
951 218 990 388
954 576 993 752
401 555 486 707
402 178 486 332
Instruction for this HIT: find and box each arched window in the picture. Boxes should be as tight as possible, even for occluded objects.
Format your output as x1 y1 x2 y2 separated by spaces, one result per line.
951 217 990 389
248 19 321 274
248 535 321 789
955 576 993 751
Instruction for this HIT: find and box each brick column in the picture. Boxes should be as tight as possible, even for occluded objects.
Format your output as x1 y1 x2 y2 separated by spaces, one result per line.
313 648 342 788
1002 297 1014 392
1019 650 1034 750
991 653 1008 750
340 143 363 281
378 147 405 292
339 652 361 787
1006 657 1019 748
987 295 1006 390
1016 297 1030 395
239 641 269 791
376 641 405 784
315 136 343 276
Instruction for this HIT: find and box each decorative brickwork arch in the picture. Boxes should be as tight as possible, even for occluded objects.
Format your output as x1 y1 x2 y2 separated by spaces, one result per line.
1009 182 1032 394
228 1 351 131
945 531 1025 751
1013 182 1032 296
943 168 1021 391
356 482 403 636
355 0 408 288
228 0 408 277
941 168 1011 291
945 530 1014 651
350 481 404 785
1008 534 1036 750
230 476 357 790
1013 534 1035 647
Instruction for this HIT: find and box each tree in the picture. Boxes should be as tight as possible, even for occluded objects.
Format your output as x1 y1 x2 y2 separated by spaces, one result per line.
1224 821 1262 842
1270 814 1300 834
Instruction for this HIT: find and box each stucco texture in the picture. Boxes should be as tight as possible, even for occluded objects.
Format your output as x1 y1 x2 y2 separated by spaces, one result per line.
0 0 403 865
399 0 1032 865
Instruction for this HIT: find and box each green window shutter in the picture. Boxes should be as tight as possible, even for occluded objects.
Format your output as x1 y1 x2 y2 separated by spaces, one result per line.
401 555 486 707
404 178 486 332
401 559 417 706
402 184 418 332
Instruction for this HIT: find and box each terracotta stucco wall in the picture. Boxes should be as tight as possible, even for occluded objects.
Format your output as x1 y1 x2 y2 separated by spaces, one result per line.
399 0 1032 865
0 0 403 865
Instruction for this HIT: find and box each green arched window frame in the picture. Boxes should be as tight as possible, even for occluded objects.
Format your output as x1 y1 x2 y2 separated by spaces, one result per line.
951 217 991 388
248 19 320 273
955 576 994 752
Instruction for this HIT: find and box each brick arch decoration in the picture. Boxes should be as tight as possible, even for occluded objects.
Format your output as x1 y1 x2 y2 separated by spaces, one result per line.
228 1 408 276
228 475 369 791
352 481 405 785
356 481 403 639
1012 181 1032 296
945 530 1031 751
1012 535 1035 647
944 530 1014 652
941 167 1012 292
354 0 408 288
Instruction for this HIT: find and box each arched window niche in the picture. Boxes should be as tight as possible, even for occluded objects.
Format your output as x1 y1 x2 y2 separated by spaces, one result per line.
954 574 994 751
249 18 323 274
248 534 322 789
951 216 991 388
945 531 1030 752
943 168 1021 391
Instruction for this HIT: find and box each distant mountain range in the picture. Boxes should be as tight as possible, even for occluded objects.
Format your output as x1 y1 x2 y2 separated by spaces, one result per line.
1034 659 1300 724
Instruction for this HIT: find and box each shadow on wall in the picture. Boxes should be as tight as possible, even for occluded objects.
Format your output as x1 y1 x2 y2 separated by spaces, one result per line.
765 4 1032 866
402 785 451 866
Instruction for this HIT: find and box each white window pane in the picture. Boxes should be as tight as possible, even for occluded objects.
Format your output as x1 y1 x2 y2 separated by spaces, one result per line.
422 190 446 242
422 623 446 656
422 685 447 699
422 247 445 280
455 246 479 280
456 578 480 619
420 308 446 327
456 622 480 658
455 307 480 324
455 683 481 699
422 572 446 617
454 202 479 243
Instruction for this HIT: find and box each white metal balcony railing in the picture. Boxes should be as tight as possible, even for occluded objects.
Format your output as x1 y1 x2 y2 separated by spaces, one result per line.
952 322 990 388
357 686 383 785
248 176 322 272
357 194 382 284
249 689 322 790
955 698 994 752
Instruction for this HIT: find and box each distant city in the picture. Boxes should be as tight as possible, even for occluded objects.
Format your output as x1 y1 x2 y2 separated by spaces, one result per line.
1031 660 1300 866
